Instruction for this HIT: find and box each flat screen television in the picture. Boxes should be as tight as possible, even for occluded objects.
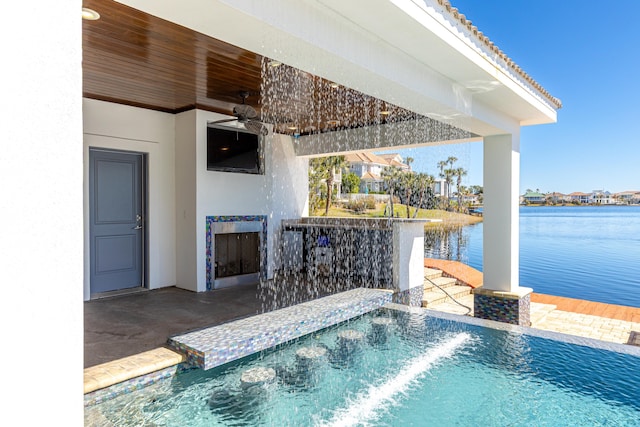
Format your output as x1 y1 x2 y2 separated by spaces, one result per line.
207 125 263 174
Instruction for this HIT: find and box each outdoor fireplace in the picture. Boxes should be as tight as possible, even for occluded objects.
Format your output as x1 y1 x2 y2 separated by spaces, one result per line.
214 232 259 279
206 216 267 290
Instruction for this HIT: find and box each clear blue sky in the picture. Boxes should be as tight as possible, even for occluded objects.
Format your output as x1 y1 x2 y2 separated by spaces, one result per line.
382 0 640 194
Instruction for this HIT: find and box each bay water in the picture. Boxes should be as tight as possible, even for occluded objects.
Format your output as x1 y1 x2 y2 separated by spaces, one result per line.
425 205 640 308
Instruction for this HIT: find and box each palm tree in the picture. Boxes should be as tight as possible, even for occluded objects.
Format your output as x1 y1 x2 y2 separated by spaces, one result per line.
443 168 455 210
437 160 448 209
437 160 447 179
454 167 467 212
446 157 458 206
323 156 347 215
381 166 401 217
400 171 416 218
412 173 435 218
309 156 347 215
405 156 414 172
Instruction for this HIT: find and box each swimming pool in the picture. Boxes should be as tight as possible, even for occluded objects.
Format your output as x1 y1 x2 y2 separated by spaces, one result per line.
85 306 640 426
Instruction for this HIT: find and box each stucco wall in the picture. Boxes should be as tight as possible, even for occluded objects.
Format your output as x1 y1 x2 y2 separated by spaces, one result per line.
190 110 309 289
175 110 198 290
83 99 309 295
268 132 310 276
193 110 271 291
83 98 177 300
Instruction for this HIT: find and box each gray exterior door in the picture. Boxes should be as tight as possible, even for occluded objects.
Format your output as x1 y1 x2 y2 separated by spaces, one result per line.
89 149 145 295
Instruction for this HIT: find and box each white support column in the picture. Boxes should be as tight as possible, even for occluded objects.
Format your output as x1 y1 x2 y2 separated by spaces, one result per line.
392 220 426 306
482 133 521 292
475 132 532 325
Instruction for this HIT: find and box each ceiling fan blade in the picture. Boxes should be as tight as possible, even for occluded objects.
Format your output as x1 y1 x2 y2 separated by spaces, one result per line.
245 120 268 136
207 118 238 125
233 104 257 120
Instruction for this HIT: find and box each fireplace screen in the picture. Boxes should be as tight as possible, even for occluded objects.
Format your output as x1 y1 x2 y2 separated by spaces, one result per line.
214 232 260 278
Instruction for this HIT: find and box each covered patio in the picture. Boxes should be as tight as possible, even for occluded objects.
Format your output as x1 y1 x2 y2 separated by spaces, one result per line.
81 0 559 322
4 0 560 422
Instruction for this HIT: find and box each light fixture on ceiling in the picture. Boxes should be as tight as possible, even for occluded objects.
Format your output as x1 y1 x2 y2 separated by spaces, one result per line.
269 60 282 67
380 111 390 115
82 7 100 20
287 126 298 131
329 82 340 89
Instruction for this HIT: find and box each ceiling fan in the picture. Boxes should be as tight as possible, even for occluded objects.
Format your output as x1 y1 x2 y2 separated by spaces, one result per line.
207 91 268 136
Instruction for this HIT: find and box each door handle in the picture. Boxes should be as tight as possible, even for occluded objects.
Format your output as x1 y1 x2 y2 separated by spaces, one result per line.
133 214 143 230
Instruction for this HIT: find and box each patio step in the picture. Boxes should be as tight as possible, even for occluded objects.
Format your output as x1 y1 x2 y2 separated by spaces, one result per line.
427 293 474 316
424 276 458 291
424 267 443 280
422 284 473 308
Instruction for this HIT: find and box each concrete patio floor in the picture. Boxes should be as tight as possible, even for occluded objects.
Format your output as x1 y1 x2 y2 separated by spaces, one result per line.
84 284 262 368
84 272 367 369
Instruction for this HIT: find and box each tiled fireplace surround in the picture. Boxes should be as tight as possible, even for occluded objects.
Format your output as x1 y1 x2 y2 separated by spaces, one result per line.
206 215 267 291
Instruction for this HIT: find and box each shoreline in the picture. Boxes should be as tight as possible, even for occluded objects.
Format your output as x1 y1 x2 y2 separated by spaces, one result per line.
520 204 640 207
310 204 483 229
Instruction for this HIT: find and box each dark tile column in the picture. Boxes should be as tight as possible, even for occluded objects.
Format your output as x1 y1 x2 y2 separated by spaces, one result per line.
473 287 532 326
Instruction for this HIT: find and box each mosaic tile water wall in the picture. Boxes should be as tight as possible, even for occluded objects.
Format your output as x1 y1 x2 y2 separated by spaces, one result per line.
168 288 394 370
474 292 531 326
206 215 267 290
392 286 424 307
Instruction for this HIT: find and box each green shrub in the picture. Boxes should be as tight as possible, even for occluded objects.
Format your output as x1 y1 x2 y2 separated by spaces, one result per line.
343 196 377 212
363 195 376 209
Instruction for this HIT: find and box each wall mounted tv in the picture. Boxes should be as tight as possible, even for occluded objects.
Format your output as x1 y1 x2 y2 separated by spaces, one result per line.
206 124 263 174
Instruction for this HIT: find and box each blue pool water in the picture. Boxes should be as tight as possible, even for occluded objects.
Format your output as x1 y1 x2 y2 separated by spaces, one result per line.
426 206 640 307
85 308 640 426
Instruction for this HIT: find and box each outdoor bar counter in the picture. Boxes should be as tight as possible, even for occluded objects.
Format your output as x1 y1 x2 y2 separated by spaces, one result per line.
281 217 429 306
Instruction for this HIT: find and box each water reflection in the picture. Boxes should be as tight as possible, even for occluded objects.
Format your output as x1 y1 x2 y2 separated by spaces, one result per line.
424 226 469 263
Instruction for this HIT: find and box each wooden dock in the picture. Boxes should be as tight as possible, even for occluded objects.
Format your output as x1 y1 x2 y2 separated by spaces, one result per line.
424 258 640 322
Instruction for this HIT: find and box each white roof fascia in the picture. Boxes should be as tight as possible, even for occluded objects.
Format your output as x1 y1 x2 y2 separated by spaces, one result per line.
115 0 558 136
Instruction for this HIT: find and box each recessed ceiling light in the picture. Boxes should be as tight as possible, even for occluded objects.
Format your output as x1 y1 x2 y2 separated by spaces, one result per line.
287 126 298 130
82 7 100 20
380 111 391 115
219 146 230 151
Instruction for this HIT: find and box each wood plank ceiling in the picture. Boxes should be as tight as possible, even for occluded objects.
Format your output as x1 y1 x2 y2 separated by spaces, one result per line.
82 0 420 135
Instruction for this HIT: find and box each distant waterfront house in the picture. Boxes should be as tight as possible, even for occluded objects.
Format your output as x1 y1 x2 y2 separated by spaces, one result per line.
344 152 409 193
522 191 545 204
360 171 384 193
546 192 567 204
458 193 480 205
568 192 591 204
378 153 411 171
590 190 615 205
614 191 640 204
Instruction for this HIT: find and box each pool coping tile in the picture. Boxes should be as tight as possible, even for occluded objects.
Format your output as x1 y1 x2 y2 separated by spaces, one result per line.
167 288 393 370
